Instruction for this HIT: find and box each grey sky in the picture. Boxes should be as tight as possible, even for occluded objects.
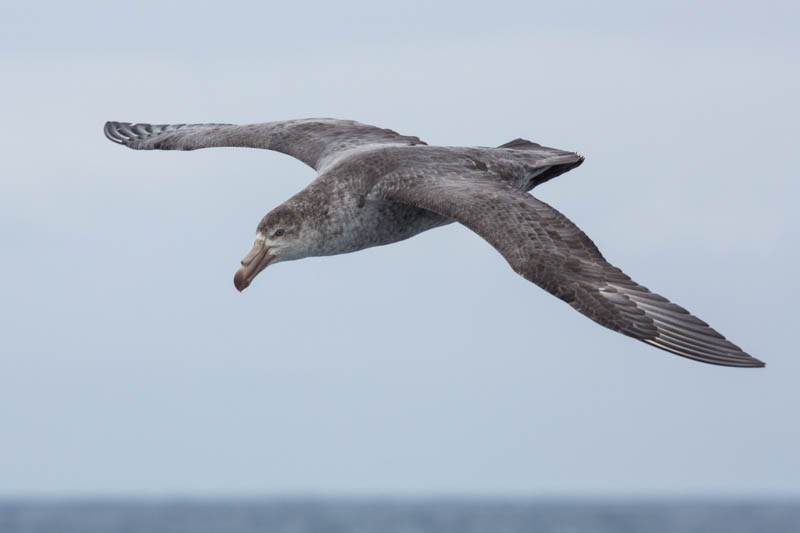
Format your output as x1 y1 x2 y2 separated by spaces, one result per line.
1 1 798 496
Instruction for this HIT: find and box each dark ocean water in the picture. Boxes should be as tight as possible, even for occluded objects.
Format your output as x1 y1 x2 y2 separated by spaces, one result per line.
1 499 798 533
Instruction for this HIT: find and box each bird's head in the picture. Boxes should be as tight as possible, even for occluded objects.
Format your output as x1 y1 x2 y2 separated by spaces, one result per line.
233 206 311 291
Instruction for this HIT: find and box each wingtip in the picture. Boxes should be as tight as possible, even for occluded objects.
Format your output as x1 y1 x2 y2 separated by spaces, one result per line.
642 338 766 368
733 356 766 368
103 120 127 145
723 348 766 368
718 348 766 368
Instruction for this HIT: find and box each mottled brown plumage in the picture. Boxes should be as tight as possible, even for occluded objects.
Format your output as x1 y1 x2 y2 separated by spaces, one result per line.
104 118 763 368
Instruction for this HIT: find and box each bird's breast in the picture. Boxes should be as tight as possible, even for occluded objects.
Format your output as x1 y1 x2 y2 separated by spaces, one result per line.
311 199 451 257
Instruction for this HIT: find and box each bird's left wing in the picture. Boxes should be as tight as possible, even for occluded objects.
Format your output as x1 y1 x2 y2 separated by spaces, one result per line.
104 118 426 171
375 165 763 367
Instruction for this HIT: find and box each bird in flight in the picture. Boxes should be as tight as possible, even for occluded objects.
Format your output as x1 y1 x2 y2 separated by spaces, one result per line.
104 118 763 368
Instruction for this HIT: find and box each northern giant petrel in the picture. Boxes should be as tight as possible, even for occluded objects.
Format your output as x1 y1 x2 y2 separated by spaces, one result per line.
104 118 763 368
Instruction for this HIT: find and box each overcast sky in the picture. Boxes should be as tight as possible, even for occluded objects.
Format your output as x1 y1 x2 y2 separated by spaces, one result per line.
1 1 798 497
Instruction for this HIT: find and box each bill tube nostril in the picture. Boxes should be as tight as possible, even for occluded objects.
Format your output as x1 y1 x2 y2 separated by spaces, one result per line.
233 240 273 292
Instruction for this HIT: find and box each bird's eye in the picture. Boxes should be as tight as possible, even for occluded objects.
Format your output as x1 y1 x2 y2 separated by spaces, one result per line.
274 229 285 237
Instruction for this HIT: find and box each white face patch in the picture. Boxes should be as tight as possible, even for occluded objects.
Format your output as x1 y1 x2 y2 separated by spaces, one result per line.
255 231 266 243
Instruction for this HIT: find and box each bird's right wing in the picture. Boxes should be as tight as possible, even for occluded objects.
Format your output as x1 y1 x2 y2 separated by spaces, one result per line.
104 118 426 171
375 164 763 367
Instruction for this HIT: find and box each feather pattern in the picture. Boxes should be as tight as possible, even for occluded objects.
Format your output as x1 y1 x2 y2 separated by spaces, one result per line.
374 165 762 367
104 118 426 171
104 117 763 367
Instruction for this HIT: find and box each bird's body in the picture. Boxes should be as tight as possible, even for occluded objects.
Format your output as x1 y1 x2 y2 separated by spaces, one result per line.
273 144 548 257
104 118 763 368
272 148 451 258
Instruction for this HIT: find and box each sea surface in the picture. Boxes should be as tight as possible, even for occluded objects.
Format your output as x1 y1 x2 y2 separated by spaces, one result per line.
1 499 798 533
